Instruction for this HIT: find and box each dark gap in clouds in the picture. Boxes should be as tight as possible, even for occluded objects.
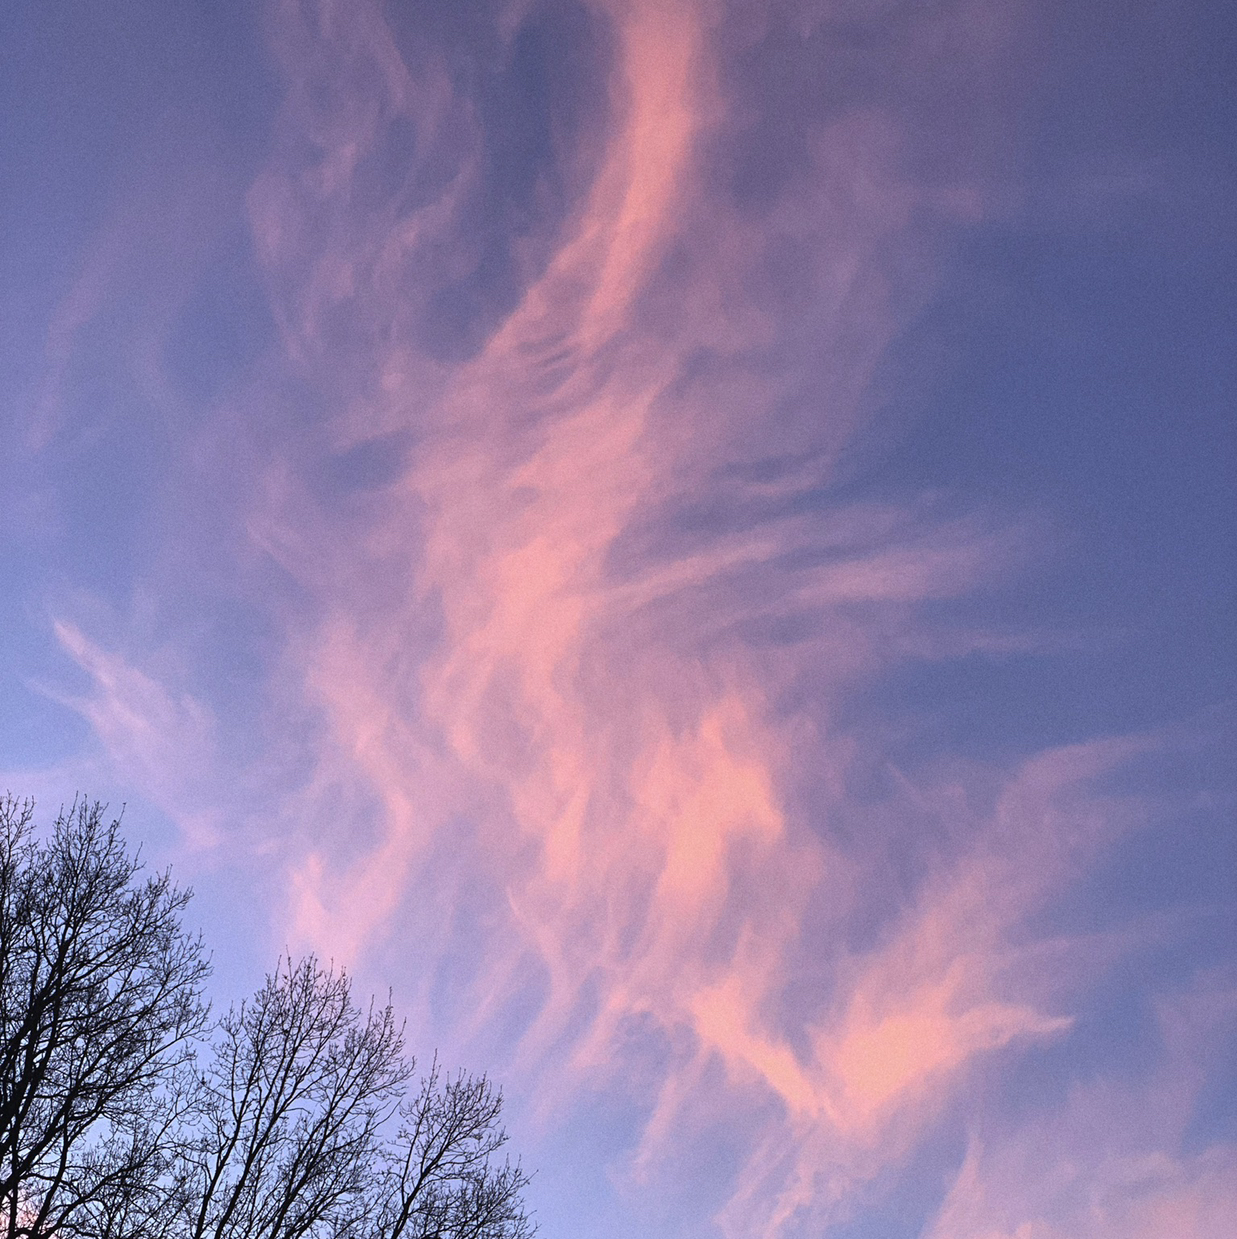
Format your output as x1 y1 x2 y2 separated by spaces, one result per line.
1022 735 1237 935
384 0 615 361
985 917 1229 1134
165 229 277 405
830 772 982 953
0 0 275 402
1186 1000 1237 1149
1033 0 1237 178
315 429 419 496
867 216 1237 747
51 391 170 603
988 1014 1152 1130
968 736 1236 1129
779 697 996 961
722 9 897 213
621 473 830 549
600 358 851 577
824 1125 969 1239
818 0 1237 770
383 0 511 63
716 0 1040 213
352 113 431 213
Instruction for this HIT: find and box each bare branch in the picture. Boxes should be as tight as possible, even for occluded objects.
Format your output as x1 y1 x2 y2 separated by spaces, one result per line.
1 797 534 1239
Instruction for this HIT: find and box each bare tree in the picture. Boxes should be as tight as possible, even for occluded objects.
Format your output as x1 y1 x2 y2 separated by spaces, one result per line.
1 799 534 1239
179 957 532 1239
379 1064 534 1239
180 956 405 1239
0 797 209 1239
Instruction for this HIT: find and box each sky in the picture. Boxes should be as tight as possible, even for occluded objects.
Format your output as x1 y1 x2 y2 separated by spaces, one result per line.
1 1 1234 1236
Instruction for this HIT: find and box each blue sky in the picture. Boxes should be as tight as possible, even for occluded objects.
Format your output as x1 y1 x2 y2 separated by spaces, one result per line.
2 2 1234 1236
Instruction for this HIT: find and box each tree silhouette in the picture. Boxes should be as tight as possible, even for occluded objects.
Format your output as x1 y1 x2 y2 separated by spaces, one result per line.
0 797 533 1239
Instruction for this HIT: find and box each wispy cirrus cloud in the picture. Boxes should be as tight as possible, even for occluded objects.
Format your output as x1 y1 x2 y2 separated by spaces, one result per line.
20 0 1233 1236
48 621 223 849
924 969 1237 1239
209 0 1166 1231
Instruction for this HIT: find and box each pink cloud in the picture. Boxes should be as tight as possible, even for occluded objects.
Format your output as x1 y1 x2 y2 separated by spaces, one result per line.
227 2 1139 1230
36 1 1221 1236
50 621 223 849
924 973 1237 1239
